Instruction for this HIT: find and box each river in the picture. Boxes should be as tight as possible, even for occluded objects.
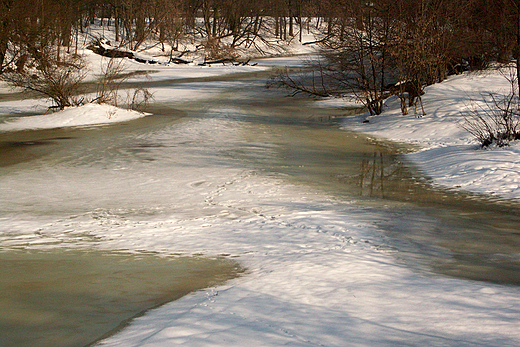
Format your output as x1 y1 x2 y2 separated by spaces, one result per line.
1 66 520 346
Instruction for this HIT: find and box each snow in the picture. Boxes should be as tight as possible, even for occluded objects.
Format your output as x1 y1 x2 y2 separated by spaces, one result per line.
83 49 271 83
339 69 520 200
91 206 520 347
1 37 520 347
0 103 147 131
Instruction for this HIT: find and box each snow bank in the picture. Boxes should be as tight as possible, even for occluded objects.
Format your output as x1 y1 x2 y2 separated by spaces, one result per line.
340 70 520 200
0 103 148 131
82 17 320 66
74 161 518 347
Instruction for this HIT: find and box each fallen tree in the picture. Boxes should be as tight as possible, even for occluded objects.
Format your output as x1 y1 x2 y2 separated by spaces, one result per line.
87 39 159 64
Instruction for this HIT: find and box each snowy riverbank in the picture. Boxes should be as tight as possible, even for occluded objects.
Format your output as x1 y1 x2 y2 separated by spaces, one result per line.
0 103 148 131
337 69 520 200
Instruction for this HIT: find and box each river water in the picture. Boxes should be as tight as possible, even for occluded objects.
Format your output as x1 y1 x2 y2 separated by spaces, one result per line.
1 68 520 346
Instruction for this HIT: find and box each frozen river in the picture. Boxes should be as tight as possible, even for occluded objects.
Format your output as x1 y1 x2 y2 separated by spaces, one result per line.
1 69 520 346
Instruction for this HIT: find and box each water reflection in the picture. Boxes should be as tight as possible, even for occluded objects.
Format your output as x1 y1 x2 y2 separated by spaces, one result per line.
330 145 520 285
346 148 520 285
347 151 408 198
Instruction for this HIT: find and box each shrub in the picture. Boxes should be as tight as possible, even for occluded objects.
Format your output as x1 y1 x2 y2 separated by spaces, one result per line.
93 57 153 111
2 51 87 110
462 91 520 147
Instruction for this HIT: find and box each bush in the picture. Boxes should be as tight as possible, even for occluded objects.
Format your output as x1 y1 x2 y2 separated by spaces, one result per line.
462 91 520 147
2 51 87 110
3 50 153 112
93 57 153 111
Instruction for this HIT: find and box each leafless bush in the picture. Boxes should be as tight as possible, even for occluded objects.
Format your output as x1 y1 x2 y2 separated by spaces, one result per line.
462 90 520 147
1 51 87 109
93 57 128 106
128 87 154 111
93 57 153 111
267 66 331 98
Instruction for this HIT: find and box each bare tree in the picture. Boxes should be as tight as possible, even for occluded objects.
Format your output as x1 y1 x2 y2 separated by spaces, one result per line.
318 0 393 115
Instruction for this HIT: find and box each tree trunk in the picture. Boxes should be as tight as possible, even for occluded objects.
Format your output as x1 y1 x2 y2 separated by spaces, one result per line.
114 4 120 42
516 6 520 97
0 38 7 71
0 15 9 70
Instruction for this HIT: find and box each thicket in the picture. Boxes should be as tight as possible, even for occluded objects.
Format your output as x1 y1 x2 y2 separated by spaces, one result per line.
461 69 520 148
0 0 519 115
0 0 323 72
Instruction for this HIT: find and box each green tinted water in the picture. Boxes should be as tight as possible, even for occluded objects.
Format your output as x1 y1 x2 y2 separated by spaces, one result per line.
0 250 241 347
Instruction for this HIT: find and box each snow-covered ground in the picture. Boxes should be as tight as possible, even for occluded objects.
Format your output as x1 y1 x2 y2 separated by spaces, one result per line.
0 103 147 131
337 69 520 200
1 46 520 346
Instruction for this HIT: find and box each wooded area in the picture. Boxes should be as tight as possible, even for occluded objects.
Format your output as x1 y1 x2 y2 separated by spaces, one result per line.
1 0 519 113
